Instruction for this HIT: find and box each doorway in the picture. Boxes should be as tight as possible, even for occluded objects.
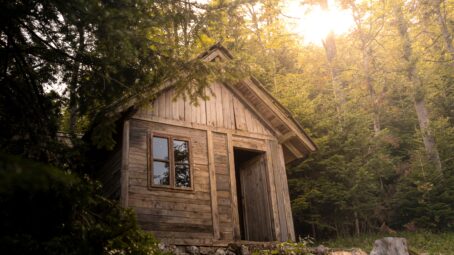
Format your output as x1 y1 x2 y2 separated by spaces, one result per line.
234 148 273 241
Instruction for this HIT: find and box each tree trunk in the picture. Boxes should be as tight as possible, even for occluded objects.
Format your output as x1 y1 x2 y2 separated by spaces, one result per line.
351 2 381 135
311 223 316 239
414 95 442 172
363 42 381 134
354 211 360 236
433 0 454 66
69 25 85 136
395 5 443 172
323 32 345 126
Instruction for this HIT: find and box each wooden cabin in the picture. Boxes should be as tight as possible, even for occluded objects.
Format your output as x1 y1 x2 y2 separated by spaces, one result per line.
99 44 316 246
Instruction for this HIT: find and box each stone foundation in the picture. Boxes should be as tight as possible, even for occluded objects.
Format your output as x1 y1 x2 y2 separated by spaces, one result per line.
158 242 279 255
158 242 369 255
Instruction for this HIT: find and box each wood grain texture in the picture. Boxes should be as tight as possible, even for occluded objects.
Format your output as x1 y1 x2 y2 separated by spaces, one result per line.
120 121 130 207
127 119 214 241
277 143 296 241
207 130 220 240
238 155 273 241
124 80 300 243
265 141 281 240
213 132 234 241
133 83 273 135
227 133 241 240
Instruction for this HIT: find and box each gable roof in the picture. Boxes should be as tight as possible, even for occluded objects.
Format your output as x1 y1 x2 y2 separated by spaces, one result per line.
89 43 316 164
197 44 316 163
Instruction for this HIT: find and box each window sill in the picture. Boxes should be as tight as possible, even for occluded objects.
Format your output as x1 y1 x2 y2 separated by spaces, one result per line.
147 184 194 193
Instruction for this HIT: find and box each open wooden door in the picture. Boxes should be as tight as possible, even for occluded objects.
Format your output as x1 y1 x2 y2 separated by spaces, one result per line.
235 149 273 241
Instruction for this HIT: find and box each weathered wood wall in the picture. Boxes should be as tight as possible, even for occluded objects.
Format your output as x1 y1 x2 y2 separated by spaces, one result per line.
127 120 214 245
213 132 234 240
123 82 296 245
135 83 272 136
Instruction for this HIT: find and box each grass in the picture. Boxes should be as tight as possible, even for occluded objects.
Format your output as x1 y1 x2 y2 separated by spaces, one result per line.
319 231 454 255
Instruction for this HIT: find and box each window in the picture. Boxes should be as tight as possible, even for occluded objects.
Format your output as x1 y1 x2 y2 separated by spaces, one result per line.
149 134 192 189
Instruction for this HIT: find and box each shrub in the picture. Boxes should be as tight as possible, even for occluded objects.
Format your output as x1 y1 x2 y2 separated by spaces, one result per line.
0 153 161 255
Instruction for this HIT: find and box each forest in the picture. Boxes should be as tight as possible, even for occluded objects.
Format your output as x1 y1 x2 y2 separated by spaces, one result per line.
1 0 453 254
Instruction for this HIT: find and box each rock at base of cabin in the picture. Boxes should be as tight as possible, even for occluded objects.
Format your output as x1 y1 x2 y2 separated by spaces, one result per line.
215 248 226 255
369 237 409 255
175 246 189 255
186 245 200 255
329 249 367 255
226 250 236 255
158 243 166 250
199 246 216 255
314 245 329 255
158 243 178 254
240 245 250 255
227 243 240 253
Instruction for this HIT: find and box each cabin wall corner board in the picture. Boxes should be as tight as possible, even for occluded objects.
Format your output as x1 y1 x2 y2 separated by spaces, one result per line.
98 45 316 246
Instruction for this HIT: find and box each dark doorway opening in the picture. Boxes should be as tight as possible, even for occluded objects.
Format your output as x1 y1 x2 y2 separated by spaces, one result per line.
234 148 273 241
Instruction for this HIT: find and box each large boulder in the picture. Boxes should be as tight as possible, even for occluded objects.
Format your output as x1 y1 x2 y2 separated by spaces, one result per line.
369 237 409 255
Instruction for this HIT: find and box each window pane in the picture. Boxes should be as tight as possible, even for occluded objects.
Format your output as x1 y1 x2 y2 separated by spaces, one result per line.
173 139 189 164
153 161 169 185
175 164 191 188
153 137 168 160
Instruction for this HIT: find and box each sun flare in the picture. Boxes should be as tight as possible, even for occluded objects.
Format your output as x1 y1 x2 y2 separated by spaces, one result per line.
284 0 354 45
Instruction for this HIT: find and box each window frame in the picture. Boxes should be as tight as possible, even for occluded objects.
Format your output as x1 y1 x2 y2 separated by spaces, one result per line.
147 131 194 191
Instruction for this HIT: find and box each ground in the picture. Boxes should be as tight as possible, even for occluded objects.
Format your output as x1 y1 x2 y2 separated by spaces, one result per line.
320 231 454 255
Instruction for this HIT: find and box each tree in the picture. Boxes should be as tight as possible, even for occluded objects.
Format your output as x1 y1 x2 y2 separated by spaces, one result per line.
0 153 161 255
393 2 443 172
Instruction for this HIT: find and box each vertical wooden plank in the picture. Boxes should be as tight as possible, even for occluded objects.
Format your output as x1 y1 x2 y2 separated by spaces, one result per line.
227 133 241 240
266 140 281 241
120 120 130 207
144 102 151 118
222 85 234 129
191 99 200 124
277 143 296 241
207 131 220 240
177 96 185 120
244 108 252 132
206 91 216 126
270 140 289 241
152 98 159 117
184 98 192 122
254 116 262 133
200 99 207 125
239 155 273 241
165 90 172 119
233 98 246 130
171 91 179 120
158 93 166 117
151 98 159 116
214 83 224 127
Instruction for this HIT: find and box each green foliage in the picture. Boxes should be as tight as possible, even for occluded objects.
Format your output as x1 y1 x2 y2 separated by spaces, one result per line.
252 240 312 255
0 153 161 255
0 0 243 152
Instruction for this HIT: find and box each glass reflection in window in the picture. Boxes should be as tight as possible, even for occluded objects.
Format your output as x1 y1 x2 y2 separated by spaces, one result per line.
173 140 189 164
153 137 168 160
175 164 190 187
153 161 170 185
